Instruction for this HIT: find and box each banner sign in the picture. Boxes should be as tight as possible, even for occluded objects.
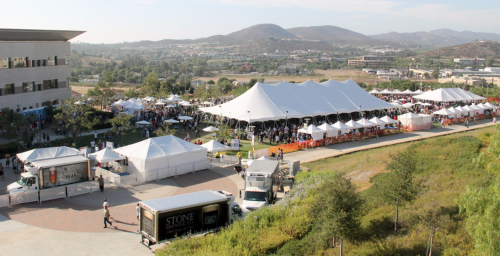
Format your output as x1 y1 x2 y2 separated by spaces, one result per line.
231 139 240 150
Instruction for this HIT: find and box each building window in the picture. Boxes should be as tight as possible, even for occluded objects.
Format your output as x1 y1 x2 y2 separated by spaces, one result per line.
43 79 57 90
13 57 27 68
31 60 36 67
65 56 69 65
48 56 56 66
42 60 46 66
4 84 15 95
0 58 10 69
22 81 35 93
38 84 41 91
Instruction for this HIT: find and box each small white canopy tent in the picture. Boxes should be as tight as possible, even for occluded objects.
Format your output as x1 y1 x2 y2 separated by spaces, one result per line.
380 115 399 124
484 102 498 109
113 135 207 176
414 88 485 102
332 121 352 134
380 89 392 94
461 105 475 116
369 89 380 94
201 140 231 153
203 126 219 132
455 106 467 116
88 148 125 163
317 123 340 137
414 89 423 94
447 107 461 118
112 99 125 106
398 113 432 130
178 116 193 120
345 120 364 129
369 117 388 126
469 104 484 115
164 119 180 124
17 146 83 163
356 118 376 128
433 108 454 116
393 89 403 94
402 89 415 94
298 124 324 140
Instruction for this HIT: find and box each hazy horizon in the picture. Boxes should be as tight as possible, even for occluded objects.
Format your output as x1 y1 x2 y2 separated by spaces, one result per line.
2 0 499 44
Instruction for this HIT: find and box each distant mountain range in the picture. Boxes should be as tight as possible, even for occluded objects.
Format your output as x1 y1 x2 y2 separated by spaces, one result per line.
419 41 500 58
74 24 500 53
370 29 500 47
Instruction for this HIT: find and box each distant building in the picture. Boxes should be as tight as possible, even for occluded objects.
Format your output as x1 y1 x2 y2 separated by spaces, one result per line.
0 28 85 111
278 64 298 75
239 62 253 73
348 59 389 67
454 58 486 66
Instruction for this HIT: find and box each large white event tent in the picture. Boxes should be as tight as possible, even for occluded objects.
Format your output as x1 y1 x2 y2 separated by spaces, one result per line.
414 88 485 102
88 148 125 163
113 135 208 176
17 146 83 163
199 80 395 122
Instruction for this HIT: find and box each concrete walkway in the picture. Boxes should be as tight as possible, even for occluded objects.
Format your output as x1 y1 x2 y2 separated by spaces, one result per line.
0 119 495 256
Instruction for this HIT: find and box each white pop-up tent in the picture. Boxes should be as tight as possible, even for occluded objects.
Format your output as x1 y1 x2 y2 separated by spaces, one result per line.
380 115 399 124
356 118 376 128
199 79 394 122
369 117 388 127
414 88 485 102
398 113 432 131
88 148 125 163
332 121 352 134
17 146 83 163
433 108 454 116
317 123 340 137
298 124 324 140
201 140 231 153
113 135 208 176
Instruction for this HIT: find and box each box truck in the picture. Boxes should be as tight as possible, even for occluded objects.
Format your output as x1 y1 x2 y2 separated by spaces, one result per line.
239 160 279 212
7 155 90 194
139 190 242 247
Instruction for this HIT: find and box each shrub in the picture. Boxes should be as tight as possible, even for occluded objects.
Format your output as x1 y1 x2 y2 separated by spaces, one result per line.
0 142 21 157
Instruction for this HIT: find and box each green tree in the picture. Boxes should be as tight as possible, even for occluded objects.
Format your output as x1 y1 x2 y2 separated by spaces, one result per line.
311 174 364 256
431 68 440 79
154 125 176 137
142 70 159 96
54 99 98 146
379 146 419 232
248 78 258 87
0 108 34 149
108 113 134 145
124 88 138 99
207 80 215 85
194 66 205 77
486 58 494 67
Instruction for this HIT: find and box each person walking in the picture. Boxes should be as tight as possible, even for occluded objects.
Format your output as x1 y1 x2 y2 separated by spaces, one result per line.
0 163 4 181
103 206 113 228
94 131 98 142
12 157 17 174
103 199 111 208
465 119 469 128
237 150 242 165
98 175 105 192
5 153 10 168
195 127 200 138
136 203 140 221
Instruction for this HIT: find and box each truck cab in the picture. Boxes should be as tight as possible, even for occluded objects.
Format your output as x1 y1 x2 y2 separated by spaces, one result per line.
240 161 279 213
7 172 39 194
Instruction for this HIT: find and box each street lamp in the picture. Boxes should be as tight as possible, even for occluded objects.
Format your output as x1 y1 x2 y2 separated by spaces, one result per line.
285 111 288 127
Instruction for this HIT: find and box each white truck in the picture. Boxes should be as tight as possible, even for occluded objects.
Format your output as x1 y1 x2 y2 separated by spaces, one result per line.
239 160 279 212
7 155 91 194
139 190 242 247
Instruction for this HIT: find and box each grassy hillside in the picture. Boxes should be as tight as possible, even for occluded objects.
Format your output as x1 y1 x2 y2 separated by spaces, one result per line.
155 126 497 256
419 41 500 58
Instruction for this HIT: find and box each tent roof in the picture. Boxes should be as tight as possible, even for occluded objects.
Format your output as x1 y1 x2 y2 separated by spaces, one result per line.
433 108 453 115
380 115 398 124
414 88 485 102
399 112 422 119
199 79 394 122
200 140 231 153
369 89 380 94
332 121 351 130
17 146 82 162
356 118 376 127
369 116 387 125
113 135 206 160
88 148 126 163
345 120 364 129
318 123 340 131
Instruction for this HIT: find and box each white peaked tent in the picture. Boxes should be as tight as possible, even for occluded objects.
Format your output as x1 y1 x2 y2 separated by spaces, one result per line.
469 104 484 114
455 106 466 116
369 89 380 94
484 102 498 109
398 113 432 130
201 140 231 153
381 89 392 94
370 117 388 126
332 121 352 133
476 103 491 110
402 89 414 94
88 148 125 163
299 125 324 140
203 126 219 132
447 107 460 118
199 80 395 122
345 120 364 129
17 146 83 163
380 115 398 124
356 118 376 128
414 88 485 102
433 108 453 116
113 99 125 106
317 123 340 137
461 105 475 116
113 136 208 176
393 89 403 94
414 89 423 94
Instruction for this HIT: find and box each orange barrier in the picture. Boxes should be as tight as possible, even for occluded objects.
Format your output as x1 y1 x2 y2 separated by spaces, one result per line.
268 142 300 156
487 97 500 102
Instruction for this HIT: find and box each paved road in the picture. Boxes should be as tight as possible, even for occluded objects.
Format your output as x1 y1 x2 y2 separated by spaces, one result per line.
0 119 495 256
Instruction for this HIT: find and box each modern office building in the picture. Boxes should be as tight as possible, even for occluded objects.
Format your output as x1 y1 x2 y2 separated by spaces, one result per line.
0 28 85 111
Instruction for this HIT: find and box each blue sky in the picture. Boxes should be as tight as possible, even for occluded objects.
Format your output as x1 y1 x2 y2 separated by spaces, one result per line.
1 0 499 43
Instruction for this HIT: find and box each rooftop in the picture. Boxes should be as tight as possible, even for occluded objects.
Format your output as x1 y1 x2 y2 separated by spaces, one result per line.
0 28 86 42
